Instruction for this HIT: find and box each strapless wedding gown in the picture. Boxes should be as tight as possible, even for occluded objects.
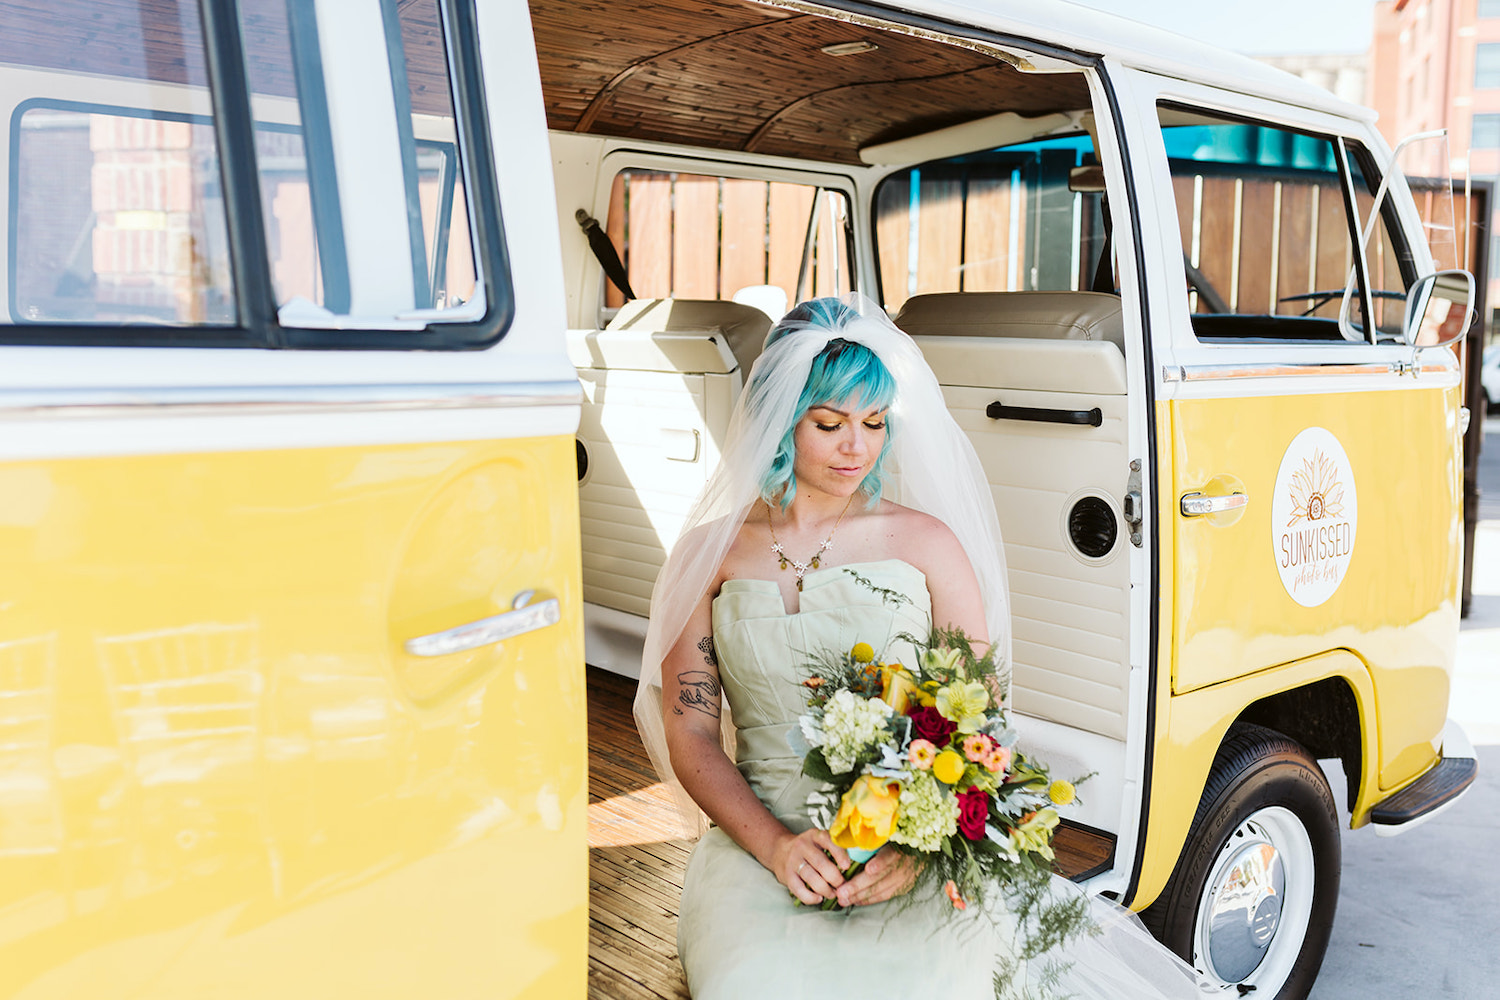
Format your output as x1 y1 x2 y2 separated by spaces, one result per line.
676 559 1211 1000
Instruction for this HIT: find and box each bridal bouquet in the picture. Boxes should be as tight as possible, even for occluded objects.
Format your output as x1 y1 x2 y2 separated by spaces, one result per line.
793 574 1084 923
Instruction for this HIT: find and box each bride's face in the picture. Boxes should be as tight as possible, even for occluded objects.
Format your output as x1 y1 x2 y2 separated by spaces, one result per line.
791 400 887 500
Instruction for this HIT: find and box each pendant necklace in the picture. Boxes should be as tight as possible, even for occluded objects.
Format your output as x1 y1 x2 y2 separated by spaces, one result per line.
767 494 856 591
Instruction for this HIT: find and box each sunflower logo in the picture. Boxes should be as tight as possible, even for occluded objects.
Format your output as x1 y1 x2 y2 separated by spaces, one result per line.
1286 450 1345 527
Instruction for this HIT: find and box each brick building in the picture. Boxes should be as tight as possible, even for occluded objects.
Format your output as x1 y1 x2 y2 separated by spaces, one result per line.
1368 0 1499 299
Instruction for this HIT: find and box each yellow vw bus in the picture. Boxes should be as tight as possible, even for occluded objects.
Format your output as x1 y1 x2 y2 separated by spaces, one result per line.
0 1 1480 999
0 2 584 997
541 2 1478 998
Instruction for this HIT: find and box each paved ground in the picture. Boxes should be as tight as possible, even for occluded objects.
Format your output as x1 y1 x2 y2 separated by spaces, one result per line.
1307 418 1500 999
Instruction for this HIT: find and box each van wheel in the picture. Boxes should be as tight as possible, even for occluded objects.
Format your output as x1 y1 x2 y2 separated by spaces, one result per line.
1140 723 1340 1000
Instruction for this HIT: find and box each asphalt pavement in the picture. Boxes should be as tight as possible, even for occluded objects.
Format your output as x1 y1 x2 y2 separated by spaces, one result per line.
1306 418 1500 999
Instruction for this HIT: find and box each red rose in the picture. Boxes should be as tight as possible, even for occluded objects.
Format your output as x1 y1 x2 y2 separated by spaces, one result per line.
908 705 956 747
956 787 990 841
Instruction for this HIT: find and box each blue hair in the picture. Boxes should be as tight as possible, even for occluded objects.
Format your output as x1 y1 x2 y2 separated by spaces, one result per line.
759 310 897 510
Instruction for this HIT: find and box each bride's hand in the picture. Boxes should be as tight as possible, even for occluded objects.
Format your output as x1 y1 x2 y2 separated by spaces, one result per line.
836 845 919 908
773 829 850 905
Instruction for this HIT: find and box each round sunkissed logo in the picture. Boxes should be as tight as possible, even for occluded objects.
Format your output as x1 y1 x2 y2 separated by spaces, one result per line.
1271 427 1357 607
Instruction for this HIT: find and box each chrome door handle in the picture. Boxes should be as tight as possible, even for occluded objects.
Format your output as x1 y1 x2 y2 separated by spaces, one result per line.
1180 492 1249 517
404 590 561 657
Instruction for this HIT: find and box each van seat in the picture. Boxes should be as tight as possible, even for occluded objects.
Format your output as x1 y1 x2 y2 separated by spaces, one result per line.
893 291 1125 350
602 297 772 373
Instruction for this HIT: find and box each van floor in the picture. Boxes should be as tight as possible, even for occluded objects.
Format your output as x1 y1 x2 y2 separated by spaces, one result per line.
585 667 1116 999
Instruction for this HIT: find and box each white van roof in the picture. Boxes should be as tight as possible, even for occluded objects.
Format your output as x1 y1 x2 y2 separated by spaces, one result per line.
916 0 1375 122
532 0 1375 167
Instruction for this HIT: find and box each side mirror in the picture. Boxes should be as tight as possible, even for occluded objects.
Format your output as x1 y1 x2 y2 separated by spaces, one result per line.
1404 269 1475 349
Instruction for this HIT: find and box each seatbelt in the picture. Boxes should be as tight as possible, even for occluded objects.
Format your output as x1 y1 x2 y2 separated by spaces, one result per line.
574 209 636 301
1090 195 1114 294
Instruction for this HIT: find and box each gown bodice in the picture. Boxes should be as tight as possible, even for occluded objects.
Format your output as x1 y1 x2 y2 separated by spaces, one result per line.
710 558 931 830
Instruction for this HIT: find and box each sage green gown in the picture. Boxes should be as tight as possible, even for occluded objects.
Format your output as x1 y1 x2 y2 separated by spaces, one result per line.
676 559 1212 1000
677 559 1004 999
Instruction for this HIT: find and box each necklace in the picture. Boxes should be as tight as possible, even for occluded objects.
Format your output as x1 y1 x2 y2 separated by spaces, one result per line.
767 494 856 591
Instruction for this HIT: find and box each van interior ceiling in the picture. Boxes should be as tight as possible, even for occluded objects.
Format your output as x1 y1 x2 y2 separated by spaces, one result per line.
528 0 1094 165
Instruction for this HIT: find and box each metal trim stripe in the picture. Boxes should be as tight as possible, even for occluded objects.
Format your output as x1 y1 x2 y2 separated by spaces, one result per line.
1164 361 1453 382
0 381 583 421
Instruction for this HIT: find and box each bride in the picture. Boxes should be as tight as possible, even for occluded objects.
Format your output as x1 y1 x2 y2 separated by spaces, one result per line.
633 295 1213 998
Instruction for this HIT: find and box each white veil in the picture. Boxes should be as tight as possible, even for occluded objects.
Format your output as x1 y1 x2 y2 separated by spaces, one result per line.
633 292 1011 838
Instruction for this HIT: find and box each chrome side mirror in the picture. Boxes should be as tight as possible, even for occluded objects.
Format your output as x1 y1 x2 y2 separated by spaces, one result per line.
1404 269 1476 349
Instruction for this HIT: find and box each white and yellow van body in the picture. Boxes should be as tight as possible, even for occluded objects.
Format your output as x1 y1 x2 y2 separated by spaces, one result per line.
1 3 584 998
540 1 1476 997
0 1 1478 999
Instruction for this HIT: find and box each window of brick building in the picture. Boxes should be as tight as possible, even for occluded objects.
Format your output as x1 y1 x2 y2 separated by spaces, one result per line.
1474 114 1500 148
1476 44 1500 88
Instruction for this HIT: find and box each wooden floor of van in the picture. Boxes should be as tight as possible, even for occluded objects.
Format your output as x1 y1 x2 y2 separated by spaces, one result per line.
585 667 1115 999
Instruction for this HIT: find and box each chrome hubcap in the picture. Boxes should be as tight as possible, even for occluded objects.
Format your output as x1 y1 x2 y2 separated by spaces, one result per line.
1194 806 1314 991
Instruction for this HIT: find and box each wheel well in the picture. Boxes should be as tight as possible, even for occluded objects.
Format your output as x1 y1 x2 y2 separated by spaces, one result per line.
1236 677 1362 813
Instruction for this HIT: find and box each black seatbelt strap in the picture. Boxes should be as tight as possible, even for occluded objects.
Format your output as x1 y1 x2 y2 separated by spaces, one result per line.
575 209 635 301
1091 195 1115 294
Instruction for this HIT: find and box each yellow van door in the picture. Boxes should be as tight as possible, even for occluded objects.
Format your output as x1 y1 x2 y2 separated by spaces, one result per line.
1150 109 1460 788
0 3 585 998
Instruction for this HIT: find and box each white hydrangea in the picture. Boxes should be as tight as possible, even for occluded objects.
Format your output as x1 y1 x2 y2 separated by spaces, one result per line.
818 689 893 774
889 769 959 852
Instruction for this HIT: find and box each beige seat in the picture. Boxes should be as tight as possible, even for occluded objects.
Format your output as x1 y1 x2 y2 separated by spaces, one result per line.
605 297 772 373
893 291 1125 349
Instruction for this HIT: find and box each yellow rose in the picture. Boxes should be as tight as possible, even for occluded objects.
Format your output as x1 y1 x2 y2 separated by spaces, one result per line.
829 775 902 852
850 642 875 663
932 748 967 785
880 662 921 714
935 680 990 734
1048 780 1076 806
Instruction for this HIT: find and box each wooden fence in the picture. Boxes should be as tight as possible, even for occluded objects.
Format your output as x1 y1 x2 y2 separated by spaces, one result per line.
604 170 849 309
602 162 1471 330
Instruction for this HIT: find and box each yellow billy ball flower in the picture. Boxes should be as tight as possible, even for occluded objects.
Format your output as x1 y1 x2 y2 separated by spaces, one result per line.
933 749 967 785
1048 779 1076 806
850 642 875 663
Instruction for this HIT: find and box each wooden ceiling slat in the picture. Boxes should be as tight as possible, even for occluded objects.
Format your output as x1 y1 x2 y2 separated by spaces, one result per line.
528 0 1091 164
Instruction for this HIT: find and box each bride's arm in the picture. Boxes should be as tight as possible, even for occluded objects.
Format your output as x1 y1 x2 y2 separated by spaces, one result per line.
901 511 989 648
661 589 851 905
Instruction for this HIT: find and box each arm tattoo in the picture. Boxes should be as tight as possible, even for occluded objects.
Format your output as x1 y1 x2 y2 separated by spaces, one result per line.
672 669 722 718
697 634 717 667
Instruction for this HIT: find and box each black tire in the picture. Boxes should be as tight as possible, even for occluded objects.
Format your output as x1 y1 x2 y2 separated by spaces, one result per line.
1140 723 1341 1000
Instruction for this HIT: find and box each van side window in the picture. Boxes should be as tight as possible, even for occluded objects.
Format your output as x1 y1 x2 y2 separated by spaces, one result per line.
1346 144 1417 342
873 134 1108 314
1157 107 1371 343
7 2 235 329
602 170 850 313
1 0 503 348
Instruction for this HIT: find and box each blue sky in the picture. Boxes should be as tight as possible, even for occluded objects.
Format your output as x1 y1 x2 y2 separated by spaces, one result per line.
1064 0 1381 55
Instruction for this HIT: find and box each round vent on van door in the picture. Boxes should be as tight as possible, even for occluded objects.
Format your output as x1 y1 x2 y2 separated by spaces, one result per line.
1067 495 1117 559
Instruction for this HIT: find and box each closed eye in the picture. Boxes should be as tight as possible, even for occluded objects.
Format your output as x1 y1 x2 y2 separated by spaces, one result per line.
863 421 886 431
815 422 841 432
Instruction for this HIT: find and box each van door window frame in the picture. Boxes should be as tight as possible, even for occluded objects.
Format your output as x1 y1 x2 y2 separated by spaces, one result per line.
589 150 860 325
1154 101 1381 348
0 0 513 351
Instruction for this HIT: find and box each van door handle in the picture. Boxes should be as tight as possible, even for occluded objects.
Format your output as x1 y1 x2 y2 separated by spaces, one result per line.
986 400 1103 427
404 590 561 657
1180 492 1249 517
